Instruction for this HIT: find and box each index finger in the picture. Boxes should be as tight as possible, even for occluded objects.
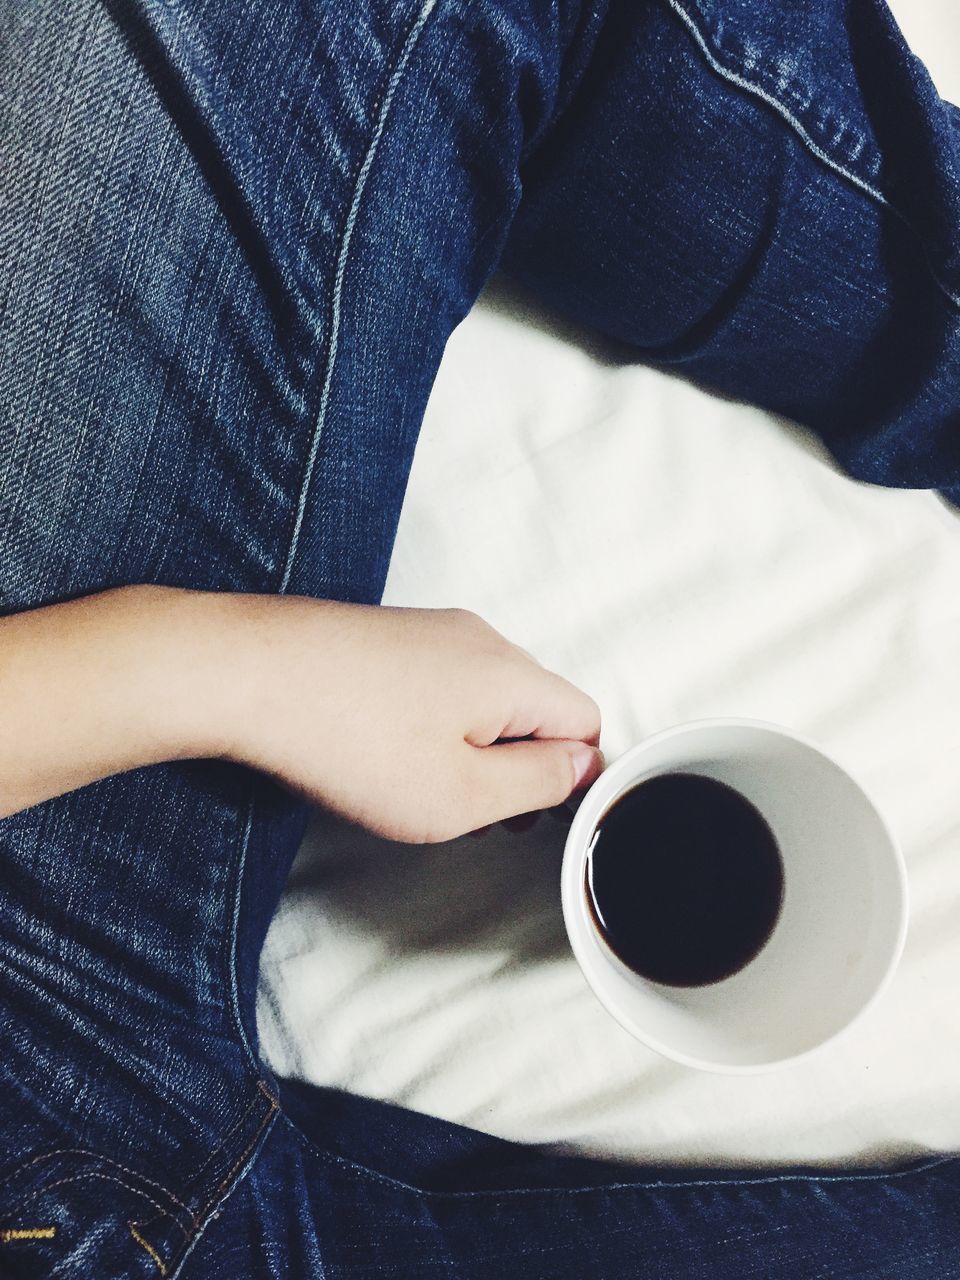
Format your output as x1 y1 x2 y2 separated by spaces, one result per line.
496 664 601 746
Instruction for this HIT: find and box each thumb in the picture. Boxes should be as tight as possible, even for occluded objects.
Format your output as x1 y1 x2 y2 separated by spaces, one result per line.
466 738 604 827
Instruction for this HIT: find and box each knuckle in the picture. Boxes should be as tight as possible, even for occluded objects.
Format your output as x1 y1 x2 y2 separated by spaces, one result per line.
448 606 480 627
449 608 504 649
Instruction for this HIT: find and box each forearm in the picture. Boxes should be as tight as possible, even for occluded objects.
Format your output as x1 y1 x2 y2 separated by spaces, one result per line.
0 584 240 819
0 584 603 839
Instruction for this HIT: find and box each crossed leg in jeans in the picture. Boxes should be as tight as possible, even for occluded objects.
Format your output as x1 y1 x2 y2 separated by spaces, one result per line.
1 0 958 1276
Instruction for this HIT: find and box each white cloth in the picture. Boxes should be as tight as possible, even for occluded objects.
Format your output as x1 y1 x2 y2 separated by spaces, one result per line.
258 0 960 1168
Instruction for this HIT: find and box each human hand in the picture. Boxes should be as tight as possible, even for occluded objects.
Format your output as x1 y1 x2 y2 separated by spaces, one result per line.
222 597 603 843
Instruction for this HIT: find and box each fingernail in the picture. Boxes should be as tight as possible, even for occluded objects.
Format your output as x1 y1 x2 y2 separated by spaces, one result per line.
570 743 602 791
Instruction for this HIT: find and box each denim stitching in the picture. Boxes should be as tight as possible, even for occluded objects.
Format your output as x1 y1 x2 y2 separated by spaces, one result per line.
179 1082 275 1196
134 1082 277 1237
280 1113 958 1200
277 0 442 593
130 1093 279 1277
663 0 960 311
225 794 267 1080
0 1149 191 1213
192 1094 278 1225
129 1221 168 1276
0 1172 190 1232
165 1099 279 1280
0 1139 279 1280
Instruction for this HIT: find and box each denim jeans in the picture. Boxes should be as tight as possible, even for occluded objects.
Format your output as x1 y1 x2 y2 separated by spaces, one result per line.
1 0 959 1276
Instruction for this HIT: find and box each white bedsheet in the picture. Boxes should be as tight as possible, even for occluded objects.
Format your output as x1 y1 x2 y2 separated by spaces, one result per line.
258 1 960 1168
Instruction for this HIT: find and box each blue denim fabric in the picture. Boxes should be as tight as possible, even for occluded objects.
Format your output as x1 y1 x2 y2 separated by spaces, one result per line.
503 0 960 506
0 0 958 1276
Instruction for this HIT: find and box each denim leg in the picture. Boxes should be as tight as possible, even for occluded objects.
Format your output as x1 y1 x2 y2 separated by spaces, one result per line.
181 1085 960 1280
0 1 608 1274
503 0 960 506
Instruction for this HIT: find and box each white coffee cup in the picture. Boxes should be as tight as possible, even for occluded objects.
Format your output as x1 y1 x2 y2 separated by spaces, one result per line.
561 718 908 1074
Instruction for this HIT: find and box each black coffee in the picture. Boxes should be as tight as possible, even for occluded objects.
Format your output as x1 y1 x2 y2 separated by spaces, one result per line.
586 772 784 987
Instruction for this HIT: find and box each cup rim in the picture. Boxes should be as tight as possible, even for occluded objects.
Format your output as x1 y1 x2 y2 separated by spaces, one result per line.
561 716 909 1074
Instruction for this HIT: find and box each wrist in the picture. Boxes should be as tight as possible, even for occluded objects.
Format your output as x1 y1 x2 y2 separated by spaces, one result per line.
119 583 251 765
198 589 349 775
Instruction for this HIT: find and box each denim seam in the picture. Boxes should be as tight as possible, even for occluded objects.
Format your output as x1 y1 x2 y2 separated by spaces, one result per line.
663 0 960 312
130 1095 279 1279
192 1096 277 1228
167 1102 279 1280
225 792 268 1082
277 0 441 593
0 1149 190 1215
0 1172 189 1233
176 1085 266 1196
280 1114 959 1200
133 1082 278 1239
129 1221 169 1277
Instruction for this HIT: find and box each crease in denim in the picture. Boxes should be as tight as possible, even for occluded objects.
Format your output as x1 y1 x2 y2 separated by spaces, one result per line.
663 0 960 311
